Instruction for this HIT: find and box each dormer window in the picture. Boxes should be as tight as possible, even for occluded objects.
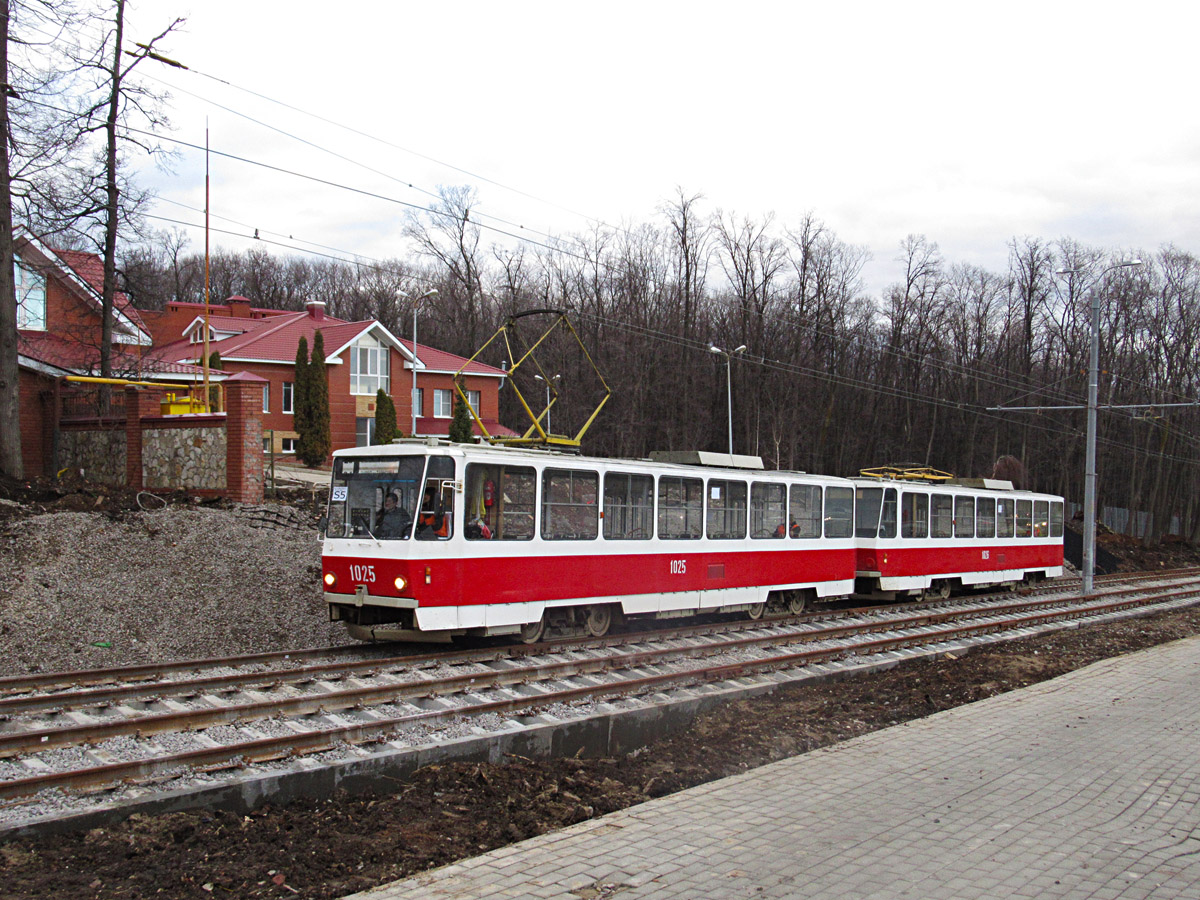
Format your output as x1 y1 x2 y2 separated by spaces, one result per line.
350 333 389 395
15 262 46 330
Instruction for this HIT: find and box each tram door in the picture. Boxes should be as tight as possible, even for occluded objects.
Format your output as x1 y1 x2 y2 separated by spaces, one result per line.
416 457 455 540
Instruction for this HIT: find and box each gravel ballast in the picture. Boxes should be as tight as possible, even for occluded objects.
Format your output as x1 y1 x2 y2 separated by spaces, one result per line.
0 506 341 676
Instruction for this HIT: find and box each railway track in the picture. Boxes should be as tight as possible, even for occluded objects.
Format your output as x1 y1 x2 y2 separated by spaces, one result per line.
0 570 1197 814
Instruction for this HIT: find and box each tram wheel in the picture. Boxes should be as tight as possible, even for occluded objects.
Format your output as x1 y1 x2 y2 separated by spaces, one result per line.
787 591 809 615
584 604 613 638
519 616 546 644
928 581 951 601
745 602 766 620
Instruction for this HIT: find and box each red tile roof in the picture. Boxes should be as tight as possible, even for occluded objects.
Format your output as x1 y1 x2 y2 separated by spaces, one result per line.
398 339 505 377
54 248 147 333
158 310 506 377
18 331 210 380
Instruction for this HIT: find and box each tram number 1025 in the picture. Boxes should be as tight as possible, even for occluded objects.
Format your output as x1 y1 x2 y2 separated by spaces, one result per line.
669 559 687 575
350 564 376 583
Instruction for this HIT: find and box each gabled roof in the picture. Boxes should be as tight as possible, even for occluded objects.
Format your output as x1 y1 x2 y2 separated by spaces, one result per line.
158 308 504 378
162 310 361 365
13 233 152 346
397 339 506 378
54 248 149 335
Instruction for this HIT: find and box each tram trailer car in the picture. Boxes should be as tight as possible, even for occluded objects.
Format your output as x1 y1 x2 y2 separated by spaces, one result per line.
851 477 1065 600
321 441 858 642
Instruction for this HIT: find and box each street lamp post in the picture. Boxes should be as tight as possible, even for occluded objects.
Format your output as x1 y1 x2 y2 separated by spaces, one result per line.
403 288 438 437
709 344 747 455
534 373 561 434
1055 259 1142 595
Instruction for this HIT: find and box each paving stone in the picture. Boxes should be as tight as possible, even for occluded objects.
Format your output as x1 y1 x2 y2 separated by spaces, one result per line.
345 636 1200 899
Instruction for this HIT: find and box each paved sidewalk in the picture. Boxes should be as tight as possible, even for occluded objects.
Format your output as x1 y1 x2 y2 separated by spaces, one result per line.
348 636 1200 899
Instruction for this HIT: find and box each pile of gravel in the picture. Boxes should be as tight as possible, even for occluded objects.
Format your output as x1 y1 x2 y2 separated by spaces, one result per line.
0 506 345 676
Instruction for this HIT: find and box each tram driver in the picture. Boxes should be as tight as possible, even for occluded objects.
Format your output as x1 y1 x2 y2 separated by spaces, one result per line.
377 491 412 539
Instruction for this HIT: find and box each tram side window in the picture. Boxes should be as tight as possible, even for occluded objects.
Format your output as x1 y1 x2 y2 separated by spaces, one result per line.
1034 500 1050 537
879 488 898 538
976 497 996 538
707 480 748 539
855 487 884 538
750 482 787 538
902 492 929 538
1050 501 1064 538
954 495 975 538
604 472 654 540
464 463 536 540
824 486 854 538
542 469 599 540
659 476 703 539
1015 499 1033 538
789 484 822 538
931 494 954 538
996 499 1015 538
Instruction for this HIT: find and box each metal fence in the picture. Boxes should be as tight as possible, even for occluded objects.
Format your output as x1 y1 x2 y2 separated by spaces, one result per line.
60 386 126 421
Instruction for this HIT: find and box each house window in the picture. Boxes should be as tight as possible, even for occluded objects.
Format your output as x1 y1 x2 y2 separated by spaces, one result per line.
434 388 453 417
282 382 293 414
467 389 481 413
262 437 271 453
412 387 424 418
350 334 389 395
262 384 270 413
356 416 375 447
281 438 296 454
14 262 46 330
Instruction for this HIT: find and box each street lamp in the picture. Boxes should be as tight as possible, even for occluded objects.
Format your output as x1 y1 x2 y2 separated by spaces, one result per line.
1055 259 1143 595
709 344 747 455
534 373 561 434
402 288 438 436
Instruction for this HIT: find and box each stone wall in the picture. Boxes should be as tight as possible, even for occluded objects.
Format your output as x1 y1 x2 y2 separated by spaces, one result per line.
142 426 227 491
58 428 127 485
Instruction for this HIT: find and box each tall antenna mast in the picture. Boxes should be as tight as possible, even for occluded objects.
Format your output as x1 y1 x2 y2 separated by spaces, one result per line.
202 122 210 409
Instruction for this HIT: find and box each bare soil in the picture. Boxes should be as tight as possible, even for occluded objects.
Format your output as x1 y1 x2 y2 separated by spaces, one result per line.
1 475 1200 899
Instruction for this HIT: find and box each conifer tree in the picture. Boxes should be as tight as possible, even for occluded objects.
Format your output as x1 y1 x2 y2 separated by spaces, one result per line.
302 330 332 465
449 389 474 443
293 335 311 456
374 388 398 445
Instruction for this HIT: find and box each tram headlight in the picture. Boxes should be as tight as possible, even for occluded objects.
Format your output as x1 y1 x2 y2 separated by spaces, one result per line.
323 572 336 588
394 575 408 592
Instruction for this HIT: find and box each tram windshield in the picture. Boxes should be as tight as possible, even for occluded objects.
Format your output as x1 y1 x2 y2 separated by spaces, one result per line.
325 455 426 539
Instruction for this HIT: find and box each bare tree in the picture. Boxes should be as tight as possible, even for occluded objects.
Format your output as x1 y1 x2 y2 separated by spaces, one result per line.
1 0 93 477
403 185 486 353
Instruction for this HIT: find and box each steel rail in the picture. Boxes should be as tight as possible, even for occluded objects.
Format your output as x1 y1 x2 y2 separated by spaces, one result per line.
1 581 1197 803
0 565 1187 704
2 580 1200 801
2 567 1191 718
1 572 1194 723
2 580 1196 755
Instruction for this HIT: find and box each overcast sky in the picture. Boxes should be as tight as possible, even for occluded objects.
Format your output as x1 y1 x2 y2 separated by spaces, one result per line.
122 0 1199 298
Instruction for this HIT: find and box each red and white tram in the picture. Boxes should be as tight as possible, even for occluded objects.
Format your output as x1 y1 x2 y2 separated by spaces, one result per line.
321 442 857 641
851 477 1065 600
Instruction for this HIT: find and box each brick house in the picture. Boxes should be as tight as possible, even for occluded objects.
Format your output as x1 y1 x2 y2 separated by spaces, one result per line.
13 232 216 478
145 296 512 457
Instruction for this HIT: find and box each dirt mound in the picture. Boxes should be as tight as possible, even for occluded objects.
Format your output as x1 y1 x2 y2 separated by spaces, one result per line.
0 473 224 519
1097 529 1200 571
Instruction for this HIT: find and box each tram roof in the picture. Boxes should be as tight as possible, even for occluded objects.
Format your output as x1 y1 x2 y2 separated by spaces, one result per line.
332 440 849 483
